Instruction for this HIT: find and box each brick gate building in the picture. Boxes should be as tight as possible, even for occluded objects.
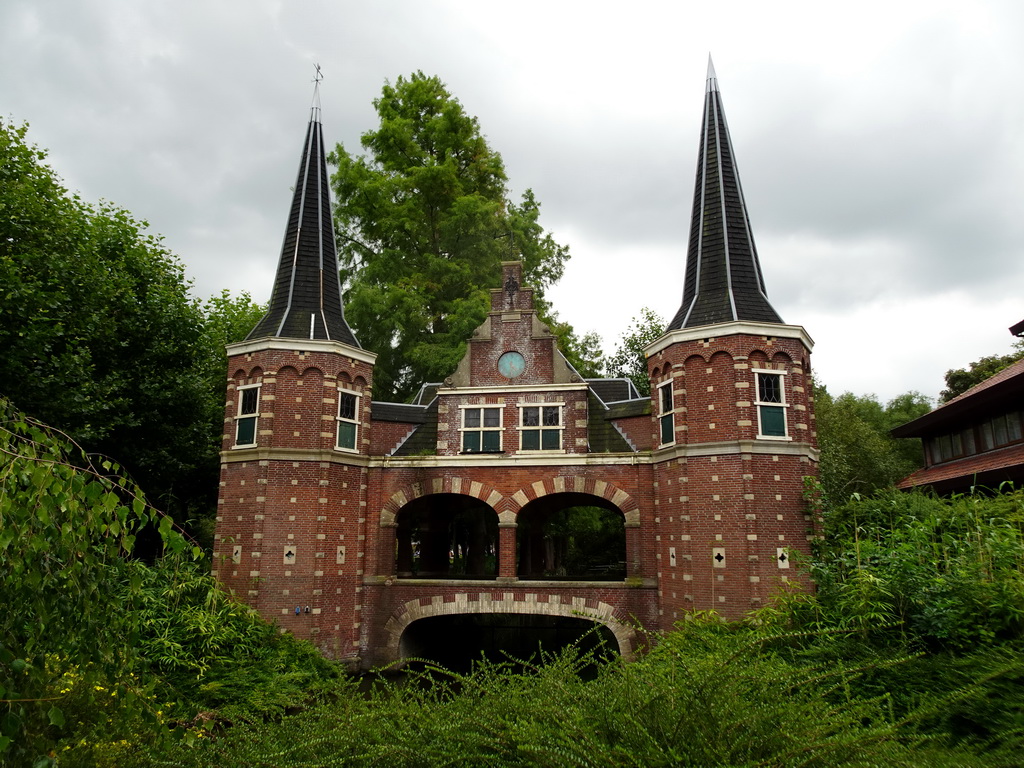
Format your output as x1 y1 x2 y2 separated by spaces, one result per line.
212 62 819 670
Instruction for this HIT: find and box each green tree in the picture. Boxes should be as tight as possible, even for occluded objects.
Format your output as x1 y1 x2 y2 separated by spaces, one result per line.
0 121 263 538
0 397 197 763
940 339 1024 402
0 120 214 526
606 307 665 396
815 384 931 507
330 72 584 401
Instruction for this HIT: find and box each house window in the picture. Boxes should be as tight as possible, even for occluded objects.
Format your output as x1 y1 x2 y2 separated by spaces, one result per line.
755 371 788 438
520 404 562 451
336 389 359 451
462 406 502 453
658 381 674 446
1008 412 1023 443
235 384 260 447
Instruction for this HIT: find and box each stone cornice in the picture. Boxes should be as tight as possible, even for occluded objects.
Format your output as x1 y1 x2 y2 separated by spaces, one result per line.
223 440 818 468
227 336 377 366
652 439 819 462
437 382 590 397
645 321 814 358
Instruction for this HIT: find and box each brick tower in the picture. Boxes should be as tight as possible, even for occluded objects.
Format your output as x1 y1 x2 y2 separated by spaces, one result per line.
212 83 375 662
647 58 818 621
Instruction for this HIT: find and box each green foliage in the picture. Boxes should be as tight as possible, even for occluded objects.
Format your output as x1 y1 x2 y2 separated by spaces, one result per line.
606 307 664 396
0 397 194 764
330 72 587 401
163 622 999 767
541 505 625 577
811 489 1024 650
8 433 1019 767
0 120 232 535
544 315 605 379
814 384 931 507
941 340 1024 402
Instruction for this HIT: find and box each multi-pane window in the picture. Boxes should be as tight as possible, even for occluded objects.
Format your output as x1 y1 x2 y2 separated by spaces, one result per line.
336 390 359 451
932 411 1024 463
755 371 787 438
462 407 502 453
658 381 674 446
520 405 562 451
235 384 260 446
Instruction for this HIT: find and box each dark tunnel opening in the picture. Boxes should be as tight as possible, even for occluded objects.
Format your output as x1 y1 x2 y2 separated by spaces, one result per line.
398 613 619 673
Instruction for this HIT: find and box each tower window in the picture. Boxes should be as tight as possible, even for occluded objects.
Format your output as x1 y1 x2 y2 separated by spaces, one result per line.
658 381 675 446
235 384 260 447
755 371 788 438
462 406 503 453
336 389 359 451
520 404 563 451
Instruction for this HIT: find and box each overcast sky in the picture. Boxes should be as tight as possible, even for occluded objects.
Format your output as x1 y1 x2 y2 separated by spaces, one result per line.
3 0 1023 404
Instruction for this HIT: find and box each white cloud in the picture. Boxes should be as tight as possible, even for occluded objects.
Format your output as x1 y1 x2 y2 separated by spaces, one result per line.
2 0 1022 404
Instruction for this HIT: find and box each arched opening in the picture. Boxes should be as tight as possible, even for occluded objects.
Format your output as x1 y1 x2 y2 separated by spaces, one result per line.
395 494 498 579
516 493 626 580
398 613 619 672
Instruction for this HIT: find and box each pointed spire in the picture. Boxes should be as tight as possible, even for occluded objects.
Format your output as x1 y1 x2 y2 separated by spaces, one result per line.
667 60 782 331
248 70 359 347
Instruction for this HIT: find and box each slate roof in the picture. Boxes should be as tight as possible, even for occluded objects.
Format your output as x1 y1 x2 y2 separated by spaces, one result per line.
896 442 1024 492
371 402 428 423
391 398 439 456
892 357 1024 438
586 378 643 405
587 392 637 453
668 58 783 331
247 91 358 346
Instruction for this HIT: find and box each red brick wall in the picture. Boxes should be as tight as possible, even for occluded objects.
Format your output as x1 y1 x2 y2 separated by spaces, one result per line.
213 325 818 667
647 331 818 622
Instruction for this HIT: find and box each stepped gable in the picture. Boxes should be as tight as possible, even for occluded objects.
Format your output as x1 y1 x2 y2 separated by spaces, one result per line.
247 83 358 346
668 56 783 330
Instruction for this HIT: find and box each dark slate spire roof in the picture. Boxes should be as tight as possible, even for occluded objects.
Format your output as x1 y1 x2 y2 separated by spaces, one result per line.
247 84 359 346
668 57 782 331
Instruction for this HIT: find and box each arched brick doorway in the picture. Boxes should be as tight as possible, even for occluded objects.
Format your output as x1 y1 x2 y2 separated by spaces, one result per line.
394 493 499 579
516 493 626 580
382 595 637 666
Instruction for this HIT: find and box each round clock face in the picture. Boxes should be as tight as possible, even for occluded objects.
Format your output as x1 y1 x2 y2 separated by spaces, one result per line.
497 351 526 379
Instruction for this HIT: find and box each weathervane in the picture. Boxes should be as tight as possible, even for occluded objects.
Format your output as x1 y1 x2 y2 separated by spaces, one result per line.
504 265 519 309
311 63 323 118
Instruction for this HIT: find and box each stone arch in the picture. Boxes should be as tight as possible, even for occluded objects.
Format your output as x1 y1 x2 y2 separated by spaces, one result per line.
505 477 639 524
379 477 505 527
381 594 638 664
298 365 325 378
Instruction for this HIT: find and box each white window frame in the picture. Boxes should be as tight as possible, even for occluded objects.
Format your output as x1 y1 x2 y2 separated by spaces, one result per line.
234 383 261 447
657 380 675 447
460 405 504 454
753 369 790 440
518 402 565 452
335 387 360 452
